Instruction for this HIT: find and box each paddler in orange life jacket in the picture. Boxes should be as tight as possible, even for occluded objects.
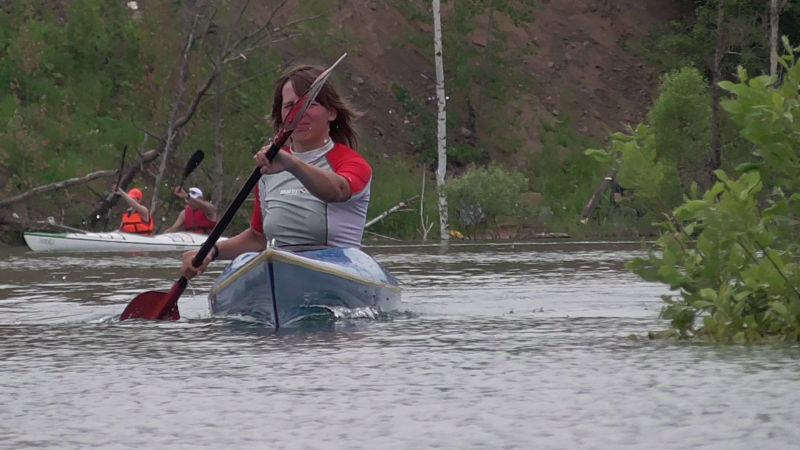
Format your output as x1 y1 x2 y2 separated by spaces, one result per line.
115 186 154 235
164 186 218 234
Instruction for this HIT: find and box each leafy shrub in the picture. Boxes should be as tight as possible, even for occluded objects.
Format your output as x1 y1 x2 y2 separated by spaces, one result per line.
585 124 683 223
445 164 529 238
629 40 800 343
585 66 723 223
648 67 713 189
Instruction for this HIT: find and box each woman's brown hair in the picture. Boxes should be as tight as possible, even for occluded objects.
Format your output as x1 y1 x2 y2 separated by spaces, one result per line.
270 64 361 149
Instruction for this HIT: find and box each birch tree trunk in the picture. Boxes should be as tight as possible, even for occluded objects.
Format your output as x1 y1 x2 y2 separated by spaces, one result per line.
770 0 788 77
709 0 725 177
432 0 450 241
213 29 226 209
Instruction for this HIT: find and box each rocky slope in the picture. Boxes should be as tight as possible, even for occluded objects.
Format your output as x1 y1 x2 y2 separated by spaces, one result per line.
326 0 681 159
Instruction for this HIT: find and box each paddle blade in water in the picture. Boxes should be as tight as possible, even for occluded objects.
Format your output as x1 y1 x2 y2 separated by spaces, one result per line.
119 281 185 321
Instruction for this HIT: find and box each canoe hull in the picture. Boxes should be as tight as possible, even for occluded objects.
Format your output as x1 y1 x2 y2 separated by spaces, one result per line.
209 247 401 329
23 231 220 252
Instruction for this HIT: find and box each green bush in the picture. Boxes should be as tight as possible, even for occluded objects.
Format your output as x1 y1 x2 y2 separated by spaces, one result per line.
585 124 683 223
648 67 713 190
444 164 529 239
629 40 800 343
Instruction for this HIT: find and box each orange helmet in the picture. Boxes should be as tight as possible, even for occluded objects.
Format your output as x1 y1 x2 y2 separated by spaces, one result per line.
128 188 143 201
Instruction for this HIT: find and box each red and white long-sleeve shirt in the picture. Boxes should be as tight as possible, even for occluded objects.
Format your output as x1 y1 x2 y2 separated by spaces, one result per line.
251 141 372 248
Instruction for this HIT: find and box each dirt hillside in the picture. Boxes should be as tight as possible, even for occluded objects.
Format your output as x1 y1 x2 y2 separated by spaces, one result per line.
325 0 681 158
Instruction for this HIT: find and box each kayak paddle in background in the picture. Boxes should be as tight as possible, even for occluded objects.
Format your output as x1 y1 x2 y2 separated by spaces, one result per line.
154 149 205 234
101 145 128 231
179 149 205 189
115 144 128 189
120 53 347 321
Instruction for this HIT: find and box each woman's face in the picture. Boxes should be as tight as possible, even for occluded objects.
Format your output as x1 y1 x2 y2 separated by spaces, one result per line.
281 80 336 151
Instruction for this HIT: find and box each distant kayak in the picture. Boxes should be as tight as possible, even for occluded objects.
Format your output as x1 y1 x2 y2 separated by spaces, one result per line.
23 230 226 252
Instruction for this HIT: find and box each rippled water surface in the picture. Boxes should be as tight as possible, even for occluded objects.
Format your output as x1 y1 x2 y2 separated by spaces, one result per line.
1 240 799 449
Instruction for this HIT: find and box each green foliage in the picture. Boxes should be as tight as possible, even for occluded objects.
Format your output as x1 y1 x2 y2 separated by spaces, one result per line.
586 124 683 223
630 43 800 343
584 66 737 226
719 38 800 195
0 1 144 190
623 21 703 74
288 0 336 60
629 170 800 342
0 1 313 230
444 164 529 238
390 82 436 162
527 110 601 230
626 0 797 80
648 67 713 189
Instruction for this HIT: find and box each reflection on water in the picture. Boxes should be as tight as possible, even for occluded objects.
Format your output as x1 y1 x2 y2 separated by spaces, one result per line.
1 241 799 448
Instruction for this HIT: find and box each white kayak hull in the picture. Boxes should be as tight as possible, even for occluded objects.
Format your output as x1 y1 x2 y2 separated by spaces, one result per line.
23 231 224 252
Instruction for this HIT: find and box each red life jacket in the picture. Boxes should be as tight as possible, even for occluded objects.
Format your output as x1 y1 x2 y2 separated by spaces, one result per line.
184 205 216 234
120 211 154 235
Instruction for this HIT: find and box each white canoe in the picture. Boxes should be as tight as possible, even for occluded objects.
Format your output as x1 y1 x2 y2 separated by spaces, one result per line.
23 230 225 252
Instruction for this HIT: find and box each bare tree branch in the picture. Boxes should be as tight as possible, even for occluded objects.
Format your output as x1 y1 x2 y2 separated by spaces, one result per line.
174 72 217 129
0 170 117 209
366 196 420 228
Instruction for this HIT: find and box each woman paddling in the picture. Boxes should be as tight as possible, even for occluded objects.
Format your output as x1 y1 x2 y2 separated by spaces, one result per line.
180 62 371 279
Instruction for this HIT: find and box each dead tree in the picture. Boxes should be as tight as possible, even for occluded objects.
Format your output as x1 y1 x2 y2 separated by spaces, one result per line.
146 0 313 222
581 169 618 219
0 170 117 210
365 196 419 229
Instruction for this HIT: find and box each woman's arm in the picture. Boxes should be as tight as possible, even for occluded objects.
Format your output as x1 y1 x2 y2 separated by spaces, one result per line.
256 149 351 203
180 226 267 279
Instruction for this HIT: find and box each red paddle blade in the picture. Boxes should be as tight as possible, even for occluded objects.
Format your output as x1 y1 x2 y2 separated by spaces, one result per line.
267 53 347 160
119 283 184 321
284 53 347 133
270 53 347 142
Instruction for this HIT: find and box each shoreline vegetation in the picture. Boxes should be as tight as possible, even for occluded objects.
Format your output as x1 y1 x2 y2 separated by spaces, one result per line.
2 2 800 341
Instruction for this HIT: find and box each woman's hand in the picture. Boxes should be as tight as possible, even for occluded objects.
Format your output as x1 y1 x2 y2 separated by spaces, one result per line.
255 145 296 175
180 249 213 279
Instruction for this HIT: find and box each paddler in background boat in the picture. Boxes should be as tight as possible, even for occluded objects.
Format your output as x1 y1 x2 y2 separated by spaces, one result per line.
115 186 154 235
164 186 218 234
179 62 371 279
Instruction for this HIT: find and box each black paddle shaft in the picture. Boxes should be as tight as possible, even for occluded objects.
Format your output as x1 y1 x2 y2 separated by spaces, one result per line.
189 139 285 268
115 145 128 188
